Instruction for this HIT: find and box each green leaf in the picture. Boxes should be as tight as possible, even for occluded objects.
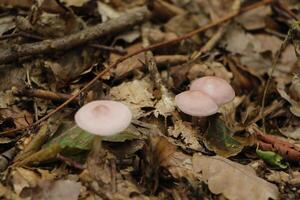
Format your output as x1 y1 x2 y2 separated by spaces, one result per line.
256 149 288 169
58 126 95 150
205 117 243 157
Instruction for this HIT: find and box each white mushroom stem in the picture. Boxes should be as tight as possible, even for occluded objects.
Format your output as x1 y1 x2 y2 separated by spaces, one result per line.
92 136 102 156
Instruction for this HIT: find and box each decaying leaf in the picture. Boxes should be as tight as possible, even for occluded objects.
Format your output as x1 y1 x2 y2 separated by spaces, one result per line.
168 120 203 151
205 117 243 157
154 87 176 118
192 154 279 200
280 126 300 140
187 62 233 82
11 167 40 195
277 82 300 117
32 179 81 200
0 106 33 129
110 78 155 118
235 6 271 30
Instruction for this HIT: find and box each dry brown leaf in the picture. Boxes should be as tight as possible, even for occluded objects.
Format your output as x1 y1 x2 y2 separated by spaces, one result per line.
235 6 271 30
187 62 233 82
0 15 15 35
32 180 81 200
168 120 203 151
152 136 196 181
289 75 300 101
0 66 26 91
45 48 101 83
0 106 33 129
110 43 144 77
110 78 154 118
154 86 176 118
280 126 300 140
266 171 290 184
277 82 300 117
0 90 15 108
11 167 40 195
97 1 120 22
192 154 279 200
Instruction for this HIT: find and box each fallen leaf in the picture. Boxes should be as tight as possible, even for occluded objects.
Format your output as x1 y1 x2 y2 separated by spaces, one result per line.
0 15 15 35
187 62 233 82
11 167 40 195
192 154 279 200
154 87 176 118
0 106 33 129
235 6 271 30
277 82 300 117
32 180 81 200
205 117 243 157
110 78 155 118
97 1 120 22
168 120 203 151
280 126 300 140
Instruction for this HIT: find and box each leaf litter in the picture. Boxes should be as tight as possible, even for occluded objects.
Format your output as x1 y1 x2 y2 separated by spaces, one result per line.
0 0 299 199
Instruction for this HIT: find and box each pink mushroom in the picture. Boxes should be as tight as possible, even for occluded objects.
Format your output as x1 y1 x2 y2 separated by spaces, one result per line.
190 76 235 106
175 90 218 117
75 100 132 136
74 100 132 155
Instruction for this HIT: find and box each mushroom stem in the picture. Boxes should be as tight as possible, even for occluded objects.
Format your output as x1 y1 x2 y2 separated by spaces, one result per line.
192 117 208 131
91 136 102 156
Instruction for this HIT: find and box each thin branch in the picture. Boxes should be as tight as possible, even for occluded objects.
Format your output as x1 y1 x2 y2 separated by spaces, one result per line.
260 23 298 132
13 87 77 102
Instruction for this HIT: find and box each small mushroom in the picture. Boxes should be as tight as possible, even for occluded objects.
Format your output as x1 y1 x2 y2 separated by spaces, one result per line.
75 100 132 136
175 90 218 129
190 76 235 106
175 90 218 116
74 100 132 155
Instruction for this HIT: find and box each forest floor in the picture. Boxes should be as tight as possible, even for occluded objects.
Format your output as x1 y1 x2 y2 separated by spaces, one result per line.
0 0 299 199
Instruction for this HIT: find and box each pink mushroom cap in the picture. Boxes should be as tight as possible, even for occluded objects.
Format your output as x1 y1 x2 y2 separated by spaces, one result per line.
175 90 218 117
190 76 235 105
75 100 132 136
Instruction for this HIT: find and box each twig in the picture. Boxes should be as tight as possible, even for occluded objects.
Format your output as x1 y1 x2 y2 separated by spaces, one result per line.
260 22 297 132
13 87 77 102
250 100 285 124
0 0 275 135
249 125 300 162
0 31 44 41
89 44 127 55
0 147 17 172
0 6 152 64
274 1 300 21
14 123 49 162
57 153 85 170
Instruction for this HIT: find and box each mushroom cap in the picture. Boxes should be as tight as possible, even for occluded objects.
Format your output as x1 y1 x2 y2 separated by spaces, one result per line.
190 76 235 105
74 100 132 136
175 90 218 117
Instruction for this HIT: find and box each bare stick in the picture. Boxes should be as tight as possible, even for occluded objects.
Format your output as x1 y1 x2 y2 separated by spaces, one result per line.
0 6 151 64
13 87 76 102
0 0 274 135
